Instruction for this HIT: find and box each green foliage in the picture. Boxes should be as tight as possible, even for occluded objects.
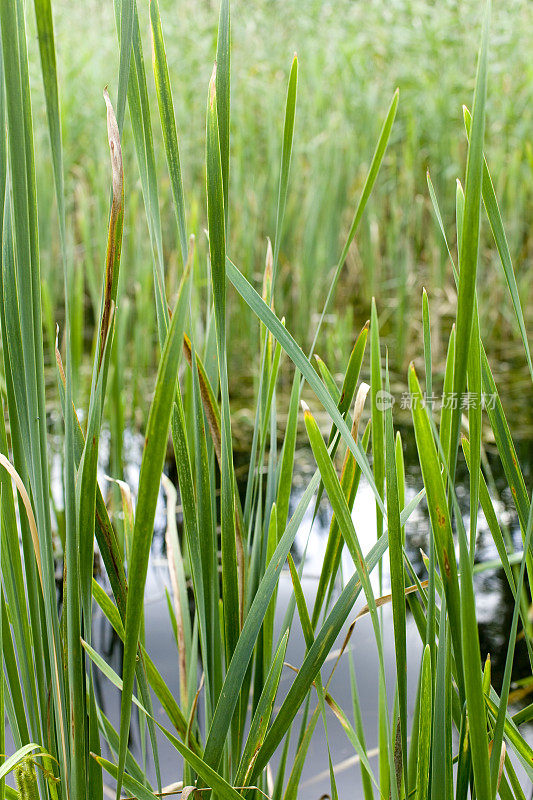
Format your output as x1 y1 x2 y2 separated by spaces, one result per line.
0 2 532 800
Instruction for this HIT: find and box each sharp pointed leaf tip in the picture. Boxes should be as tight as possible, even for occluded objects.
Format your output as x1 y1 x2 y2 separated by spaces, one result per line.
265 237 273 271
103 88 123 203
209 63 217 109
300 400 310 415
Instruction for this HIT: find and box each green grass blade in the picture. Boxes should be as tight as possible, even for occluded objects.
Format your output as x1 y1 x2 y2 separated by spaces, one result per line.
252 536 388 782
303 405 395 793
371 300 385 579
90 644 250 800
489 500 533 797
226 256 385 512
94 756 157 800
202 465 322 772
149 0 188 267
422 289 432 412
463 105 533 382
92 579 200 753
272 54 298 284
32 0 64 245
115 267 190 799
408 364 464 697
315 354 341 402
116 0 134 132
206 64 240 658
480 344 530 532
309 89 399 355
275 372 300 539
415 646 432 800
449 0 490 480
384 361 407 791
216 0 230 224
454 502 492 796
0 745 47 782
312 405 370 630
236 631 289 786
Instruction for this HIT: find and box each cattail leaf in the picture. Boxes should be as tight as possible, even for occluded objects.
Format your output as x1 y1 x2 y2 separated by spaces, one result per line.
449 0 491 479
115 266 190 798
415 646 432 800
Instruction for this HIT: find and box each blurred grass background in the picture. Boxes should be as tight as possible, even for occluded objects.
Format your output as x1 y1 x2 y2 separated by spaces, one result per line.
28 0 532 426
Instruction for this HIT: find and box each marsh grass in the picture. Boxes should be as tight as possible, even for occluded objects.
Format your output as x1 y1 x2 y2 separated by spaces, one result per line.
24 0 533 414
1 1 533 799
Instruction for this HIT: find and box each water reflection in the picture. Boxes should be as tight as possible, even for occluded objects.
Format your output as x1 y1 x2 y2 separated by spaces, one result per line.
90 431 533 796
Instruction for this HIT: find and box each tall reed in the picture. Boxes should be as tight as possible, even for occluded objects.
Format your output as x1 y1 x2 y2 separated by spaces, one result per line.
0 1 532 799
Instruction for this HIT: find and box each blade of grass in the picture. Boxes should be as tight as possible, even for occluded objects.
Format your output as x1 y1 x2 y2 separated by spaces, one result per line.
206 64 240 659
408 364 464 698
115 267 190 799
449 0 490 482
149 0 188 267
226 256 385 512
415 646 432 800
463 105 533 382
384 359 407 793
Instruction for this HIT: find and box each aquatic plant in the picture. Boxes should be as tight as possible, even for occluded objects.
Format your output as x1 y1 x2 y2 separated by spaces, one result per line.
0 1 532 799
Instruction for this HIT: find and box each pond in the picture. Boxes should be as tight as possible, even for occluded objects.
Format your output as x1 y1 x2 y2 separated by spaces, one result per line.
87 426 533 797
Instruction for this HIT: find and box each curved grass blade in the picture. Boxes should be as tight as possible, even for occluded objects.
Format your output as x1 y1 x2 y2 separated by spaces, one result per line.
485 692 533 779
0 744 48 782
308 88 399 356
226 256 385 512
91 579 201 754
202 464 322 772
463 105 533 382
235 631 289 786
302 406 395 791
94 756 157 800
311 386 370 629
252 536 388 782
87 649 249 800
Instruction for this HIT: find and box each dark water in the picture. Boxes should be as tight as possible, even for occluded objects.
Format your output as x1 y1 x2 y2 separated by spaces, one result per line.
87 427 533 797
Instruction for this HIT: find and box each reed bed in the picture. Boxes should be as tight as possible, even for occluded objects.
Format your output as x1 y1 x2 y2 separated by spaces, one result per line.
0 1 532 799
27 0 533 408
